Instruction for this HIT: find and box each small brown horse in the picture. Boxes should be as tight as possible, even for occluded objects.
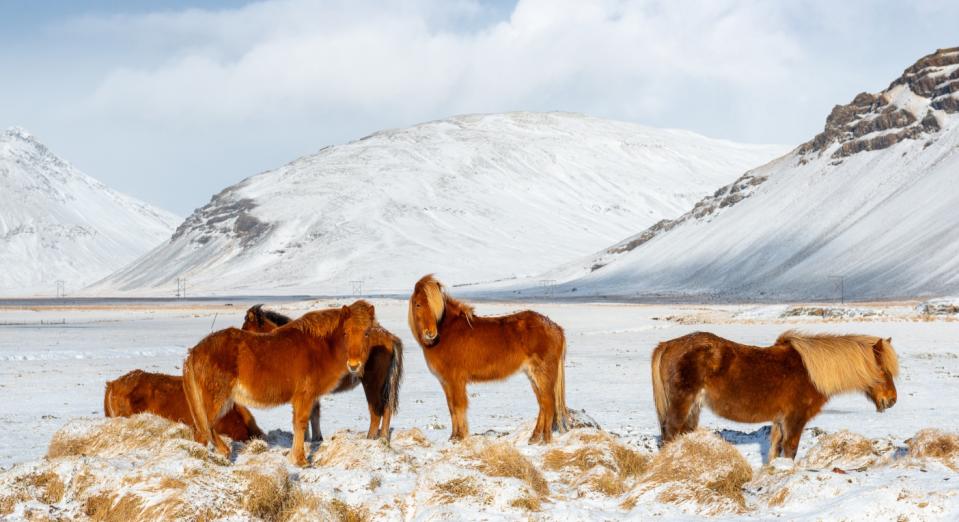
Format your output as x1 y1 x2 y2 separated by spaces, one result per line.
242 304 403 441
104 369 263 441
652 330 900 460
408 275 569 443
183 300 378 465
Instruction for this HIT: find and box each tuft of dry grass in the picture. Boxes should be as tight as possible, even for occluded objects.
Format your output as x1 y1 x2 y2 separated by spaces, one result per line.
433 477 482 504
27 471 65 504
801 430 878 469
393 428 431 448
589 470 627 496
509 495 542 511
472 442 548 496
543 446 610 473
243 438 270 455
767 486 790 507
83 493 144 522
239 469 297 521
908 429 959 470
48 415 192 460
326 498 370 522
628 430 752 513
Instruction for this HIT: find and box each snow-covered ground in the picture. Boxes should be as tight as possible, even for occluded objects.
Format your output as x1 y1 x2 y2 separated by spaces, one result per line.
1 299 957 520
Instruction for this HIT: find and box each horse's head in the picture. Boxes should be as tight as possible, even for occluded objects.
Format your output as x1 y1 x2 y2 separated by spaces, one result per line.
408 275 445 347
242 305 291 333
342 300 377 375
865 338 899 412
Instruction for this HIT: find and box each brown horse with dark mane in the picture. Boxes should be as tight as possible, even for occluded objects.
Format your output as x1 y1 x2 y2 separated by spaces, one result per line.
242 304 403 441
104 369 264 441
408 275 569 443
652 330 899 460
183 300 379 465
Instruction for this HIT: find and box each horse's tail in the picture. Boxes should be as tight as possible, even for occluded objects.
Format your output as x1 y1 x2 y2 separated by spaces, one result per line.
182 355 212 444
103 381 116 417
381 334 404 415
554 327 570 432
651 342 670 438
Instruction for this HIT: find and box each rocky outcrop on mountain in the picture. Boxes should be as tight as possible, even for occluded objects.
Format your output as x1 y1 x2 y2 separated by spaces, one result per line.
799 47 959 159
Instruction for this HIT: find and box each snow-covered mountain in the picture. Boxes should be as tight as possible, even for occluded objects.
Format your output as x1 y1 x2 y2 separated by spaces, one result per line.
527 48 959 302
92 112 785 295
0 128 180 296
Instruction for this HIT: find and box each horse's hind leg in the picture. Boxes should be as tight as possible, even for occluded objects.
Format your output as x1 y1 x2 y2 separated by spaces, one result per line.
681 391 703 433
379 404 393 441
309 401 322 442
662 388 701 444
527 363 557 444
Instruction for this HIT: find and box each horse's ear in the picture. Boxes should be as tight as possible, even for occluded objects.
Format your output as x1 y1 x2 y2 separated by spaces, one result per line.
246 310 255 322
886 337 892 344
341 305 351 317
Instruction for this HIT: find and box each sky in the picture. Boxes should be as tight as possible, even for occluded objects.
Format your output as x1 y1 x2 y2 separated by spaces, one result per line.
1 0 957 216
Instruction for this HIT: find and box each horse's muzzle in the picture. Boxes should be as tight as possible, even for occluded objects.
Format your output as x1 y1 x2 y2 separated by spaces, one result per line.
877 397 896 412
347 362 361 375
422 331 438 345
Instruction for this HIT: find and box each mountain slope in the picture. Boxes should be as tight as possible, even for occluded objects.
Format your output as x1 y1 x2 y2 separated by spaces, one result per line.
93 112 785 295
538 48 959 302
0 128 180 296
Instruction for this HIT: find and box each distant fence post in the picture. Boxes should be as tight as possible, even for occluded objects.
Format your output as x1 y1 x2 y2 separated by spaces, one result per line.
828 275 845 305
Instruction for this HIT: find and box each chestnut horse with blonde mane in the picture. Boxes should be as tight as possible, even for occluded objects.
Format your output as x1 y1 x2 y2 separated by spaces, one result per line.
408 275 569 443
183 300 378 465
652 330 899 460
242 304 403 441
104 369 264 441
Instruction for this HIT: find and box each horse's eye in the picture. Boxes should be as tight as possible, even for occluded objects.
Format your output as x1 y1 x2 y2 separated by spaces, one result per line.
416 303 421 308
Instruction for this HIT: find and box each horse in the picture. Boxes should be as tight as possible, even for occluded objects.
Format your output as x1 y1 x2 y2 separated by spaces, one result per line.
242 304 403 441
407 274 570 444
103 369 264 442
651 330 900 461
183 300 379 465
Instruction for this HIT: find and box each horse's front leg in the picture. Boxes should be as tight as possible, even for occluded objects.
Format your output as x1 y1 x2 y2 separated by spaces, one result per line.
768 420 784 462
290 394 316 466
235 404 265 439
366 402 383 439
782 415 808 460
309 401 322 443
441 379 469 441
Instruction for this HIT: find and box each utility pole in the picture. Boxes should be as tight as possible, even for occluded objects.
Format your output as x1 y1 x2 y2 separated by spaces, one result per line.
350 280 364 296
829 275 845 305
539 279 556 297
55 280 65 298
176 278 187 299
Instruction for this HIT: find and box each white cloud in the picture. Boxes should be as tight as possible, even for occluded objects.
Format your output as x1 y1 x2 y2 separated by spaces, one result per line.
83 0 806 125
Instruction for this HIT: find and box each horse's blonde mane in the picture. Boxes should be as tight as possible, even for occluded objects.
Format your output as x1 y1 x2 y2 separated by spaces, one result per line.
288 301 374 338
410 275 474 329
778 330 899 396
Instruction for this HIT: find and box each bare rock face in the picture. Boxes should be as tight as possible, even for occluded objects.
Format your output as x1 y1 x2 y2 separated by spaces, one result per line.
172 183 272 248
800 47 959 159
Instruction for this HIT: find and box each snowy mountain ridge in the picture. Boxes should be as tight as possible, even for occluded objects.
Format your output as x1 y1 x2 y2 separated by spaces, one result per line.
0 127 180 296
519 47 959 302
92 112 786 296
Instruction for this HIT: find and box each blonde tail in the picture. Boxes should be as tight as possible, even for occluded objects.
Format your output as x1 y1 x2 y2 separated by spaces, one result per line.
182 359 212 445
554 336 570 432
651 343 669 438
103 382 116 417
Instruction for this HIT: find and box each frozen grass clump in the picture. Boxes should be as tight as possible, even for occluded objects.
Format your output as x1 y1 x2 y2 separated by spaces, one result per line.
623 430 752 514
800 430 880 470
907 428 959 470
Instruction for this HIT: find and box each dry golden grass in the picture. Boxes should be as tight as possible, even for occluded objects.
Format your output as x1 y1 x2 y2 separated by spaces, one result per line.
47 415 193 460
326 498 370 522
589 470 627 496
908 429 959 470
83 492 143 522
239 469 297 521
628 430 752 513
26 471 65 504
509 495 542 511
543 446 610 473
801 430 878 469
767 486 790 507
472 442 548 496
243 438 270 455
433 476 482 504
393 428 431 448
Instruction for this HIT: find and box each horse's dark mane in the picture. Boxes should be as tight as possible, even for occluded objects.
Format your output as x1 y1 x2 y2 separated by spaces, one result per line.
250 304 292 326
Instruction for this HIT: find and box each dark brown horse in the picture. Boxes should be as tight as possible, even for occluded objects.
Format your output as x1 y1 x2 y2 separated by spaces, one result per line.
652 331 900 460
183 301 379 465
242 304 403 441
104 369 263 442
408 275 569 443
